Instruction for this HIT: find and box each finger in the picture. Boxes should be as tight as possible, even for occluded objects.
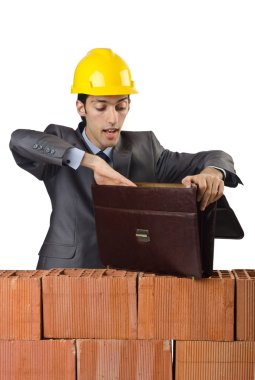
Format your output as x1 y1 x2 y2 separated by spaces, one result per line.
206 179 224 205
207 179 221 205
200 180 213 211
118 177 137 187
195 178 207 202
213 180 224 203
182 176 192 188
183 175 207 202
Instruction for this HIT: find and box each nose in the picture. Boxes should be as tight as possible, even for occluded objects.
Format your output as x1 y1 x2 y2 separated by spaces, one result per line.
106 106 118 125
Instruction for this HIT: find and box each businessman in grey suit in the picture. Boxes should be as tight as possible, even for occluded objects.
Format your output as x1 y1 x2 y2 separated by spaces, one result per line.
9 48 242 269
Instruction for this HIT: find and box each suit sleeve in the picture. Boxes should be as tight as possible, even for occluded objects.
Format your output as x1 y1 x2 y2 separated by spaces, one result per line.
9 124 75 180
150 133 242 187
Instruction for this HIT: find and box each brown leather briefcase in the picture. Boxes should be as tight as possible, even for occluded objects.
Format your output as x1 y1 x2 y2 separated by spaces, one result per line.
92 183 217 278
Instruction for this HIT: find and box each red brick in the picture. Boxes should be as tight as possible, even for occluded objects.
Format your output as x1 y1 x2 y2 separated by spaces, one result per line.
0 270 44 340
77 339 172 380
175 341 255 380
42 269 137 339
233 269 255 340
138 270 234 340
0 339 76 379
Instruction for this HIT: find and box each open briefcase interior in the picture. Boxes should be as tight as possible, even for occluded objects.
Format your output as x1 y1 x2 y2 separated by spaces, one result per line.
92 183 221 278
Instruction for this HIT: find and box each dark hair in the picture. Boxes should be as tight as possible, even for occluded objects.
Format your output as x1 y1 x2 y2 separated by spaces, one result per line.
77 94 88 124
77 94 88 104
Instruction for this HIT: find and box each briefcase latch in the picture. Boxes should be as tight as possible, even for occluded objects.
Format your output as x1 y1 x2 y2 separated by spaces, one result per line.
136 229 150 243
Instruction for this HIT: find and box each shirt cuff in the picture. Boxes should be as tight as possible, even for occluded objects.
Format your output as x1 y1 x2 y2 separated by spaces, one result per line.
63 147 85 170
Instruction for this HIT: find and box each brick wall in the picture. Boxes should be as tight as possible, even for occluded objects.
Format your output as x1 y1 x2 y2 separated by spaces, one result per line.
0 269 254 379
233 269 255 341
138 270 234 341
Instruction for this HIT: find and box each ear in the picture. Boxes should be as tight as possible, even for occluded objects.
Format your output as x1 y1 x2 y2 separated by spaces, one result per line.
76 100 86 117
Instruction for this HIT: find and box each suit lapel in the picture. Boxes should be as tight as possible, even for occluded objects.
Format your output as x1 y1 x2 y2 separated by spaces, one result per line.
75 123 94 153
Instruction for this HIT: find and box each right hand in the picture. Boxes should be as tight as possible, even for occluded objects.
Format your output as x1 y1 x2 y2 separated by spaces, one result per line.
81 153 136 187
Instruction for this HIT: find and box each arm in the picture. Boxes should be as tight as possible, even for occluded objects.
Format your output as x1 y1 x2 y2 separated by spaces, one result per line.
156 148 242 187
62 147 136 186
81 153 136 187
152 134 242 209
9 125 75 180
10 125 135 186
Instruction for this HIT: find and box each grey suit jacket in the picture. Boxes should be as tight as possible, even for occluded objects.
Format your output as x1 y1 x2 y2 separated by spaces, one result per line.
10 123 242 269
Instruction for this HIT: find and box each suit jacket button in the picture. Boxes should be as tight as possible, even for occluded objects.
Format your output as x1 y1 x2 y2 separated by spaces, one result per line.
33 144 38 149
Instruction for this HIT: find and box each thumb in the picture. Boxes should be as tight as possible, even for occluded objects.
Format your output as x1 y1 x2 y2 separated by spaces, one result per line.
182 176 192 188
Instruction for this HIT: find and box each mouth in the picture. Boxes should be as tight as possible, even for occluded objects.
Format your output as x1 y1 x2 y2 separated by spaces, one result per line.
102 128 119 139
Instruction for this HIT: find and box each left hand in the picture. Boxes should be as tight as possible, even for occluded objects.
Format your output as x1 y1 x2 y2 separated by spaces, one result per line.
182 167 224 211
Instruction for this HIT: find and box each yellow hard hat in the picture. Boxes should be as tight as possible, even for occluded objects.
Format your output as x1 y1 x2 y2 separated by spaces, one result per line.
71 48 138 95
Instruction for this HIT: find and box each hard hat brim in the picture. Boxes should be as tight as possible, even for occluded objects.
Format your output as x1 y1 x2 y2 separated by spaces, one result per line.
71 86 138 95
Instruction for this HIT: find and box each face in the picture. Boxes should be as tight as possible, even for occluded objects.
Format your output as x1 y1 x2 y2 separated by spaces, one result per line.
76 95 130 150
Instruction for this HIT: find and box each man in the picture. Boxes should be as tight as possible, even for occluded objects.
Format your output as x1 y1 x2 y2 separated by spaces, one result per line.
10 48 242 269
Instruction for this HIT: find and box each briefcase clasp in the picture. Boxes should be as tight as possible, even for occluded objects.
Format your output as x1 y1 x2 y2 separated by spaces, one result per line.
136 229 150 243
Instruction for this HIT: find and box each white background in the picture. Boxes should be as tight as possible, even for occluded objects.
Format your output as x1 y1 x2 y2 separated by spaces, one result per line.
0 0 254 270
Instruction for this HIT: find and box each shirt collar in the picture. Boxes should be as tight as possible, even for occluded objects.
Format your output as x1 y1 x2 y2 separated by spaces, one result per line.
82 127 112 159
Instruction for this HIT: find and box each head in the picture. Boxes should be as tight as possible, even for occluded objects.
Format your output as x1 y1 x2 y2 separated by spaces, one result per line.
71 48 137 149
76 94 130 150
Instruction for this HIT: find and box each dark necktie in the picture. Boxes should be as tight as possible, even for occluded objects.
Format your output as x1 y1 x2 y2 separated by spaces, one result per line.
96 151 111 164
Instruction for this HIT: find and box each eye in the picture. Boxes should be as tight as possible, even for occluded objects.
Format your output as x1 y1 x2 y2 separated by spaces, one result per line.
95 107 106 112
116 102 128 111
